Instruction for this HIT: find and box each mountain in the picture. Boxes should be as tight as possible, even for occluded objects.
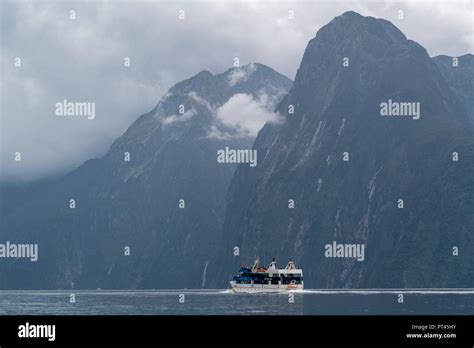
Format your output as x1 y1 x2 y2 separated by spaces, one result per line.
215 11 474 288
0 63 292 289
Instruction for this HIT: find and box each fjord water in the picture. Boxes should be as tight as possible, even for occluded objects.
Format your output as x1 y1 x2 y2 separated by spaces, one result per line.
1 290 473 315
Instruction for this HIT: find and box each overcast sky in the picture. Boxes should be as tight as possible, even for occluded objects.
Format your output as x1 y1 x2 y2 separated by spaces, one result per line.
1 0 472 182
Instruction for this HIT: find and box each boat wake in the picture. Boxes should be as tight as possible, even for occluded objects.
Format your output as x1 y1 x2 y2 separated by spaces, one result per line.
218 289 234 294
300 289 474 294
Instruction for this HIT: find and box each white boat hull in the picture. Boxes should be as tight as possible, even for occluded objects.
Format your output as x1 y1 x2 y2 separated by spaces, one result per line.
230 281 304 293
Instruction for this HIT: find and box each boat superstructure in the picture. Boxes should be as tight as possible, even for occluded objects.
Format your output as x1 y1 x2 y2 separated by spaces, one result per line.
230 259 304 293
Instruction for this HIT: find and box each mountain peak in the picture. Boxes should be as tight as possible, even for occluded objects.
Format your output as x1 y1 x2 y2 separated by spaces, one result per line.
224 62 283 77
168 69 215 95
337 10 364 20
317 10 407 46
288 10 426 112
219 63 292 91
223 63 258 86
195 69 214 77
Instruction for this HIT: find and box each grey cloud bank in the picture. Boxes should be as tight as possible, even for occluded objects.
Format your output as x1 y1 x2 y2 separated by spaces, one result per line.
1 0 472 181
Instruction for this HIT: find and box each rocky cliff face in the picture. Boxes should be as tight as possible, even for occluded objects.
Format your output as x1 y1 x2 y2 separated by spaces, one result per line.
0 64 292 289
216 11 474 288
433 54 474 124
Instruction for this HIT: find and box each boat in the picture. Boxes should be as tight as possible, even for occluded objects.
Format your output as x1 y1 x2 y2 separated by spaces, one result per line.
229 258 304 293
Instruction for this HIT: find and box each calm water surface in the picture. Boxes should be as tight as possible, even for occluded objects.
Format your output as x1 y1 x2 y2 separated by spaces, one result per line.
0 290 473 315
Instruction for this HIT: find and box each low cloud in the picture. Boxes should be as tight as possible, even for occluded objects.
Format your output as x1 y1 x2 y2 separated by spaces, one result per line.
206 125 233 140
227 63 257 86
211 93 283 139
161 108 197 126
187 92 214 111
